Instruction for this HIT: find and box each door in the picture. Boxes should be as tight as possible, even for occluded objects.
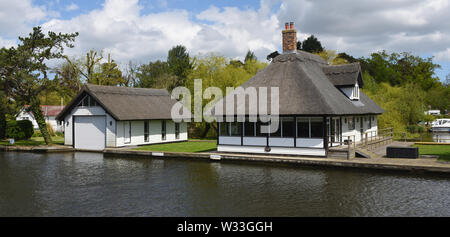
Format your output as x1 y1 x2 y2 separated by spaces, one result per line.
330 118 340 146
74 116 106 150
124 121 131 144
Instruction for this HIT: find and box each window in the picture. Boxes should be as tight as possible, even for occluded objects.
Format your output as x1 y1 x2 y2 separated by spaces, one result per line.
297 117 309 138
270 120 281 137
77 95 98 107
256 121 267 137
144 121 149 142
244 121 255 137
220 122 230 136
352 84 360 100
230 122 242 136
161 120 166 141
310 117 323 138
89 96 97 106
175 123 180 139
348 117 355 130
282 117 295 137
368 116 372 129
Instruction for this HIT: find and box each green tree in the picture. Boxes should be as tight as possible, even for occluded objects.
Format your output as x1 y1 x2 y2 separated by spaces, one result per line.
136 60 171 88
167 45 192 87
336 52 358 63
54 61 83 103
94 54 124 86
1 26 78 144
65 50 125 86
360 51 440 90
244 50 257 63
315 50 348 65
301 35 324 53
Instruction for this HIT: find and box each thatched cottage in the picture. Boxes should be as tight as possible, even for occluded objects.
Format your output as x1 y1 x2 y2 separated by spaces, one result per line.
212 22 384 156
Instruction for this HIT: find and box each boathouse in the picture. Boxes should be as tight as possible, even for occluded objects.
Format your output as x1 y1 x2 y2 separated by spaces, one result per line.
211 22 384 156
56 84 188 151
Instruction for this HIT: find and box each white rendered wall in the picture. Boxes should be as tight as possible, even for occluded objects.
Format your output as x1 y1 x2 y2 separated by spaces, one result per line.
217 145 326 156
116 120 187 147
341 115 378 142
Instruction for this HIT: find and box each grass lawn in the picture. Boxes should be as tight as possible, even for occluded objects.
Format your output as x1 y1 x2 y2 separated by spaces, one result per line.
0 136 64 146
134 140 217 153
413 144 450 161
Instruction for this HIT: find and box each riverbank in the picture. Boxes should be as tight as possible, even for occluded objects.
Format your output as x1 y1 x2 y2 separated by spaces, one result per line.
103 147 450 175
2 140 450 174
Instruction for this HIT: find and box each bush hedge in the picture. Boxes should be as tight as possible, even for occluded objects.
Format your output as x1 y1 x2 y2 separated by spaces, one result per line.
6 120 34 140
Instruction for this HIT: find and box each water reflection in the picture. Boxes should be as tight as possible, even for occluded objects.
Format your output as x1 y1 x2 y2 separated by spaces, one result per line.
0 152 449 216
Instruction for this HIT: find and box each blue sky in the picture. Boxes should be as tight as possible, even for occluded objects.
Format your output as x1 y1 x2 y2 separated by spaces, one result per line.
1 0 449 82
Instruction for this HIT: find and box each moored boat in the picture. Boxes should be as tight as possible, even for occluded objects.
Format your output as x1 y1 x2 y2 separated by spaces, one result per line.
431 118 450 132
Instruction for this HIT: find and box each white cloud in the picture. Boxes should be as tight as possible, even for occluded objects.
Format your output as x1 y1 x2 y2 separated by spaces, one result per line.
40 0 281 64
0 37 16 48
3 0 450 69
0 0 47 38
435 48 450 61
65 3 79 11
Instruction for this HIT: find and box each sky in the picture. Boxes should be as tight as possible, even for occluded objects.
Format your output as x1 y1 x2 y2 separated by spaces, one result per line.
0 0 449 82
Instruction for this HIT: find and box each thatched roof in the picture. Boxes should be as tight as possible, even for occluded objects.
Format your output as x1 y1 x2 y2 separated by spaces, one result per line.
56 84 187 121
210 51 384 116
322 62 364 87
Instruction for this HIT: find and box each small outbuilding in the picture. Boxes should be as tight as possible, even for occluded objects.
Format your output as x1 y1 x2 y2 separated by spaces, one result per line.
56 84 188 151
16 105 65 132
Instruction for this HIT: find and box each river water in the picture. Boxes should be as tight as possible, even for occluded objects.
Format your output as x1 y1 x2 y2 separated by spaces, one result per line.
0 151 449 216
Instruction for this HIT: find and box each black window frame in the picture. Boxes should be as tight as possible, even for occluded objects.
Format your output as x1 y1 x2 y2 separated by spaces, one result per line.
161 120 166 141
144 120 149 142
175 123 180 139
297 117 310 138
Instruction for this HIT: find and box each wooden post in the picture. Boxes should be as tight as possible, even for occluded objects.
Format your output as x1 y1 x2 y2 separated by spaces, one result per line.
347 136 351 160
294 116 297 148
365 133 368 148
323 116 328 155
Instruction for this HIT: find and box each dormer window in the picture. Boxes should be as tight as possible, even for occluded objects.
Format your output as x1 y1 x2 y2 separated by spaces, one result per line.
77 94 98 107
338 82 360 101
351 82 360 100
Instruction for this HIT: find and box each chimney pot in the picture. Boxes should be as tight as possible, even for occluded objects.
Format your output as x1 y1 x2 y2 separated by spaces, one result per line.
282 22 297 53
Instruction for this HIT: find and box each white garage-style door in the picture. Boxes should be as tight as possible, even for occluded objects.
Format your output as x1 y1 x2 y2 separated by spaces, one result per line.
74 116 106 150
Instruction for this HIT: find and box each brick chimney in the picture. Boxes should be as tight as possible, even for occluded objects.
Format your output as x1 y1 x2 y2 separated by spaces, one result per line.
282 22 297 53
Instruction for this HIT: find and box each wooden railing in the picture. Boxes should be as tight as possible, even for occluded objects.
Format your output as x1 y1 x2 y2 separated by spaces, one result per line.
345 135 356 160
360 127 394 150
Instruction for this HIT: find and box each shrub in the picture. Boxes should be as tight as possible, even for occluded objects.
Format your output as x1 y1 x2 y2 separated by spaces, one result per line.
32 130 42 137
5 120 34 140
46 122 56 136
17 120 34 139
55 131 63 137
6 121 25 140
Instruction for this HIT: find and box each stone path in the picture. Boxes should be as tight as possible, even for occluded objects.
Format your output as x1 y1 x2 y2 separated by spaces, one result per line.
370 141 414 157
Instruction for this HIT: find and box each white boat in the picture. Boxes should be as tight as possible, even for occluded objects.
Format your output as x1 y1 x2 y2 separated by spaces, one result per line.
431 118 450 132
